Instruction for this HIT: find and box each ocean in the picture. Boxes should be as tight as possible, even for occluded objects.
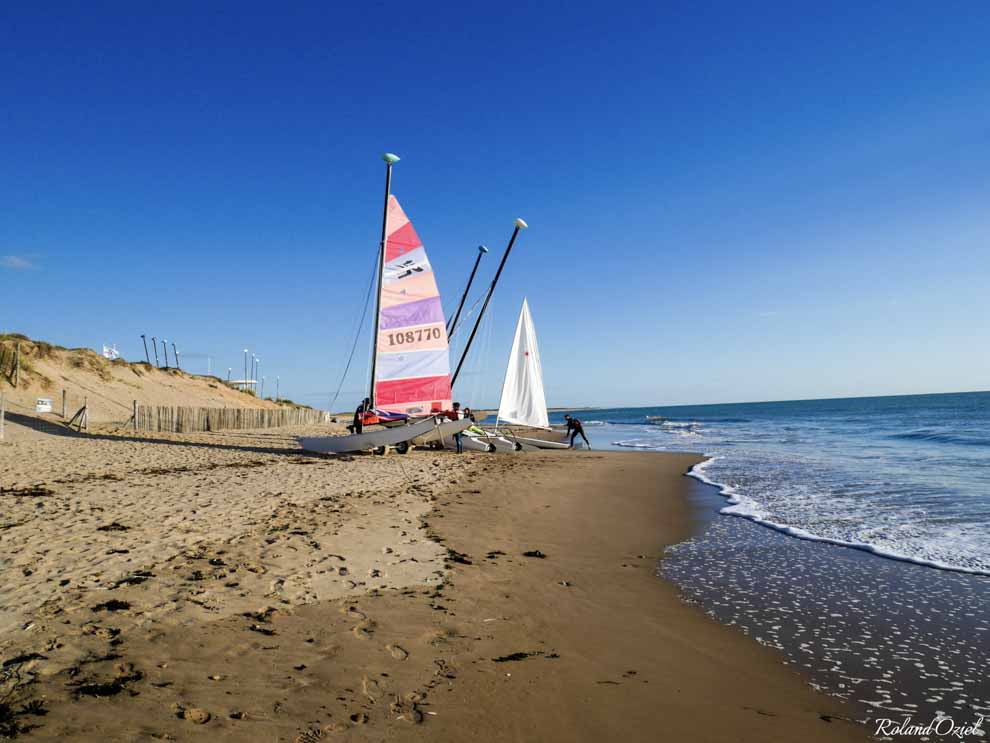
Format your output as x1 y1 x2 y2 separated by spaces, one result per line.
553 391 990 575
552 392 990 728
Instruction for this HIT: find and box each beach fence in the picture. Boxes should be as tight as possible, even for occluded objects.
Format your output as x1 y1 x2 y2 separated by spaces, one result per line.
132 404 331 433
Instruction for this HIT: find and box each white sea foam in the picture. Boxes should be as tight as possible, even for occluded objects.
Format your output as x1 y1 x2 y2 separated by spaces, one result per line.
686 458 990 577
601 402 990 577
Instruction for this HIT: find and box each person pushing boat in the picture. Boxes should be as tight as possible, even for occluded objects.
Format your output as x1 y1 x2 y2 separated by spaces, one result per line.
564 415 591 449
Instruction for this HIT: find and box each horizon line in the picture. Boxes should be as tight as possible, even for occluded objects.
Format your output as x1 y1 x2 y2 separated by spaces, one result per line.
549 388 990 412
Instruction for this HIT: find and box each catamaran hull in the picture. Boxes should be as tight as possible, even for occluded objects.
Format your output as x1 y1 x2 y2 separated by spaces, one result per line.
298 417 439 454
445 433 511 453
472 435 521 453
461 435 496 453
508 435 570 450
411 418 473 446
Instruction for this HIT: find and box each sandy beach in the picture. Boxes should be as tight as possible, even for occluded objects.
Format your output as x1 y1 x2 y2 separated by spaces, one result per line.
1 425 868 741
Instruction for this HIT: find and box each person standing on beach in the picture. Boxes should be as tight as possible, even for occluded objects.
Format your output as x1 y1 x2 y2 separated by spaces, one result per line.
350 397 371 434
564 415 591 449
449 402 464 453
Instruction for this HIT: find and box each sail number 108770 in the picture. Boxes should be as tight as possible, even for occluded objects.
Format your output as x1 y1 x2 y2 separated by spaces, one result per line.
386 327 443 346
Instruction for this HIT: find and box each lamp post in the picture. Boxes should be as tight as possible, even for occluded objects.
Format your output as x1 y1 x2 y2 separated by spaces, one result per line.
243 349 248 391
162 339 169 369
151 337 160 367
260 376 265 399
255 359 261 396
140 334 151 365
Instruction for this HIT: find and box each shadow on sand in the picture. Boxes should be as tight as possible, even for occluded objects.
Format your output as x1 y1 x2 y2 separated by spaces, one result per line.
4 412 337 459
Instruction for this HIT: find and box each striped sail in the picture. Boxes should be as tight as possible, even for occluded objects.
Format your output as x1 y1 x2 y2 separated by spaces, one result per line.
373 195 452 415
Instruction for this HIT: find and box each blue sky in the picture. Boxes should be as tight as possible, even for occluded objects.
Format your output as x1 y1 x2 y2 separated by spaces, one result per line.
2 2 988 408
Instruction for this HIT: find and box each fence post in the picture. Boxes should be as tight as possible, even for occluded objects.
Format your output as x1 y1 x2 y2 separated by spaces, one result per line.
14 342 20 387
133 400 138 432
62 389 67 418
1 391 5 441
83 396 88 431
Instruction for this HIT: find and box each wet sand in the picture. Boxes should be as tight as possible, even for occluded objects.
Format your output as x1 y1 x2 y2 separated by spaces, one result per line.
406 451 867 742
664 485 990 732
1 430 867 740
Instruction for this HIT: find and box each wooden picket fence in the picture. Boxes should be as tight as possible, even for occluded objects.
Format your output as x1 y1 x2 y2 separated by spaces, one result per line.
133 405 330 433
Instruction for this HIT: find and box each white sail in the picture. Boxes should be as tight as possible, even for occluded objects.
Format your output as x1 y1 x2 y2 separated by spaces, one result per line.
497 298 550 429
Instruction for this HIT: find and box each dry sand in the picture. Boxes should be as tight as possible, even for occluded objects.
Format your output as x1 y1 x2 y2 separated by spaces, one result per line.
1 428 868 741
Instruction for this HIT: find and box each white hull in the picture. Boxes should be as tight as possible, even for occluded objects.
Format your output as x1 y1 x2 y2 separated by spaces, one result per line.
411 418 473 445
298 417 438 454
475 434 521 452
446 432 515 453
507 434 570 450
461 435 496 453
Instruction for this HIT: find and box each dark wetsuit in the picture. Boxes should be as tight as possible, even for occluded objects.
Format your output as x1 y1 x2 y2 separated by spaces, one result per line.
566 418 590 447
352 400 370 434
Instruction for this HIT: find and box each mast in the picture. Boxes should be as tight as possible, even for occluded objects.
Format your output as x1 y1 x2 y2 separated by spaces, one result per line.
369 152 400 407
447 245 488 339
451 218 528 387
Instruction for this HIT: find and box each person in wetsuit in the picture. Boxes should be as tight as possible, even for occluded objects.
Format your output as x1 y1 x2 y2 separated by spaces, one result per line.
350 397 371 434
564 414 591 449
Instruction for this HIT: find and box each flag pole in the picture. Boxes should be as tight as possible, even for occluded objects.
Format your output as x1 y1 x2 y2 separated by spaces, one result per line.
369 152 400 407
447 244 489 339
451 218 528 387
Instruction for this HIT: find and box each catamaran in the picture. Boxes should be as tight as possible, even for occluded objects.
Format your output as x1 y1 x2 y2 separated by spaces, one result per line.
300 155 470 454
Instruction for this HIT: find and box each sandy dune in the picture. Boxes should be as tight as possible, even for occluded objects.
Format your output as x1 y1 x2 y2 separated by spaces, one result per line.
0 335 281 427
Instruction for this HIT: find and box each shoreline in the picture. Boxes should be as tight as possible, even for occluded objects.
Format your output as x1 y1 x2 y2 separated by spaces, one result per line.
407 450 867 742
1 430 868 740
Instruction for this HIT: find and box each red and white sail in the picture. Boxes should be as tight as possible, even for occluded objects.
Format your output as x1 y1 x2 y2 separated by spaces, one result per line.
373 195 452 415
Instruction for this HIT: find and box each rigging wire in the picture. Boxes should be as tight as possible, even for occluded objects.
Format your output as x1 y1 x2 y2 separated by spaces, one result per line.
328 250 379 413
447 291 486 341
477 300 496 406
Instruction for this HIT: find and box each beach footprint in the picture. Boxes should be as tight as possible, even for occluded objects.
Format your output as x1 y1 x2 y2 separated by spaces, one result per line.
361 675 383 702
352 619 375 640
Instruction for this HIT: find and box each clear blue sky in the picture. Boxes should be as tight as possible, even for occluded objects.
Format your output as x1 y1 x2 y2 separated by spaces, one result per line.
3 2 988 408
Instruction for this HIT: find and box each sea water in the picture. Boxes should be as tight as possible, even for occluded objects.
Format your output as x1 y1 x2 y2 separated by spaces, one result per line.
552 392 990 576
